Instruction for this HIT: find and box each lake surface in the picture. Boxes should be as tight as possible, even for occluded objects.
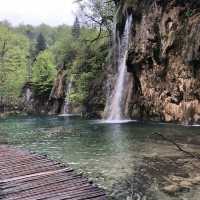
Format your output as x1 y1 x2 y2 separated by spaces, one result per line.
0 115 199 197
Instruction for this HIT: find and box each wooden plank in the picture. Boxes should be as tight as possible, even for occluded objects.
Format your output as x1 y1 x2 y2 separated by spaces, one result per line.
0 146 107 200
0 168 72 183
2 176 88 194
0 170 77 188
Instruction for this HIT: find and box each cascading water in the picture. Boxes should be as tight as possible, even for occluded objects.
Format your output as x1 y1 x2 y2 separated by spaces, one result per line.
107 15 132 121
59 79 81 117
63 80 72 115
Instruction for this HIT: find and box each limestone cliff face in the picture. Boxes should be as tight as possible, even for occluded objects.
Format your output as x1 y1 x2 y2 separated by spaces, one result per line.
118 0 200 123
22 82 49 114
49 68 67 114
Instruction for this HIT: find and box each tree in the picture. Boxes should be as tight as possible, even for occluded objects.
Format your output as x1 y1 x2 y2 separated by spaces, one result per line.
32 50 55 83
35 33 47 56
31 50 56 96
0 25 29 97
75 0 115 42
72 17 81 39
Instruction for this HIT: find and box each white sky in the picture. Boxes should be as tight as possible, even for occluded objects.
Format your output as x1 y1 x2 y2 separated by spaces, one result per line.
0 0 78 26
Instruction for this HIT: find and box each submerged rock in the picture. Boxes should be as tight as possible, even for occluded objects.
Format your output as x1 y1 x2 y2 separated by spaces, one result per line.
109 132 200 200
110 155 200 200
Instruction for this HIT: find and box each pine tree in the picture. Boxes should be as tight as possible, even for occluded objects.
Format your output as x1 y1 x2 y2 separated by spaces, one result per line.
35 33 47 56
72 17 80 39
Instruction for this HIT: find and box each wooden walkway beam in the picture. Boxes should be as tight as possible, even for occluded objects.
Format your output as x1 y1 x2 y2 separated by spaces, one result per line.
0 146 107 200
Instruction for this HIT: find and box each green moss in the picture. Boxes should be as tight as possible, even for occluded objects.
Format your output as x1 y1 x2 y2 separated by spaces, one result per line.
185 9 193 17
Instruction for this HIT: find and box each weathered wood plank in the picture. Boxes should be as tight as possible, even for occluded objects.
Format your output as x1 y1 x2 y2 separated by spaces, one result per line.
0 146 107 200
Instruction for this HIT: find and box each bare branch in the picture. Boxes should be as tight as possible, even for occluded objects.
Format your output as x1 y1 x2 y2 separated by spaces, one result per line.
152 132 200 160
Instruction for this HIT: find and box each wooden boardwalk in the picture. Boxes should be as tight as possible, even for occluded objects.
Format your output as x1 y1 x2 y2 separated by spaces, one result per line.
0 146 107 200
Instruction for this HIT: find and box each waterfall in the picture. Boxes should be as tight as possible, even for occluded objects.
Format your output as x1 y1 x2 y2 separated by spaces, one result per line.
107 15 132 121
59 78 81 117
63 80 72 114
25 88 32 102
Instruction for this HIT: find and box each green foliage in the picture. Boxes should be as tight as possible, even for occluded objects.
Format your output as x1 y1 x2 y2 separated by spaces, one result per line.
31 50 56 96
69 71 95 104
0 25 29 97
32 80 54 97
0 0 111 107
76 0 115 36
50 23 109 105
65 29 108 104
32 50 56 83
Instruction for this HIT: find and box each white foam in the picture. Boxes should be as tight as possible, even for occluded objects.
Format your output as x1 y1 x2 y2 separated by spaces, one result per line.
93 119 137 124
183 124 200 127
58 114 81 117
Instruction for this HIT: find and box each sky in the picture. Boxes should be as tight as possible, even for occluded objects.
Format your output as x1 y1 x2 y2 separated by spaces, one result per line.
0 0 78 26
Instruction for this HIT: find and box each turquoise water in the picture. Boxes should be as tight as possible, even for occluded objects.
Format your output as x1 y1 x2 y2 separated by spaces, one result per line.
0 115 199 194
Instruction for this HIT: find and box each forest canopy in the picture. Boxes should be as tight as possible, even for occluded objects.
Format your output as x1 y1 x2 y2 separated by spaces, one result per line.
0 0 113 105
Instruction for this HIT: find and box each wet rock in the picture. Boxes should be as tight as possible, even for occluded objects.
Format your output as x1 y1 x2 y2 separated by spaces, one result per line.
162 184 180 194
162 174 200 194
115 0 200 124
21 83 49 115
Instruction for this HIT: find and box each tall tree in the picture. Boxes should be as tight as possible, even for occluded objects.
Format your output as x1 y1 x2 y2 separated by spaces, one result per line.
75 0 115 42
35 33 47 56
72 17 81 39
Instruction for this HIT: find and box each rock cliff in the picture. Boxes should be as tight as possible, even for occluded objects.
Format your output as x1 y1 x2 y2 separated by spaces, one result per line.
117 0 200 124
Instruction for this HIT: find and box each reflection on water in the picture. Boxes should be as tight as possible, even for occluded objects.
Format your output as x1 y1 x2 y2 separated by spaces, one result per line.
0 115 199 191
